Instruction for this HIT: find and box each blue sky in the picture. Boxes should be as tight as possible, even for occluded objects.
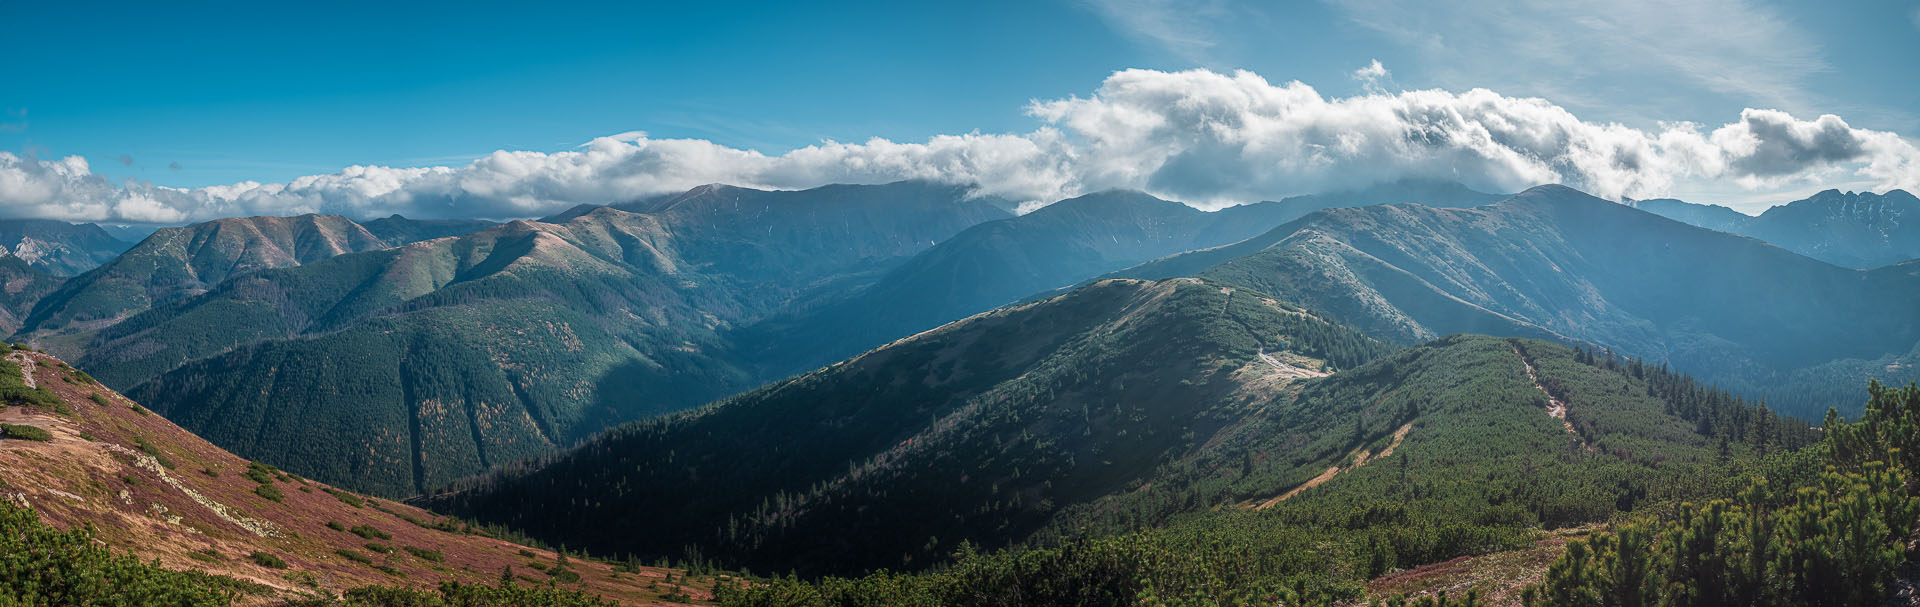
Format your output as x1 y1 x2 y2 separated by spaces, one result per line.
3 0 1918 221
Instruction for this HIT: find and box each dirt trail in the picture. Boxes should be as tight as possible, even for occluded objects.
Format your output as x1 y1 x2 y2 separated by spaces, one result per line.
1257 347 1331 380
1249 422 1412 510
7 351 37 388
1512 345 1591 450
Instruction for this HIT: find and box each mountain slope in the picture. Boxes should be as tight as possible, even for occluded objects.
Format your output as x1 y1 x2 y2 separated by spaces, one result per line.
431 277 1806 588
740 180 1503 374
19 214 402 344
0 218 132 276
0 348 717 605
1120 185 1920 418
67 181 1012 496
429 278 1394 573
0 256 65 336
358 214 499 246
1634 189 1920 268
1743 188 1920 268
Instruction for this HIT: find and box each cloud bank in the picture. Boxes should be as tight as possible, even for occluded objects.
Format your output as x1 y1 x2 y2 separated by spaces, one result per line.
3 68 1917 223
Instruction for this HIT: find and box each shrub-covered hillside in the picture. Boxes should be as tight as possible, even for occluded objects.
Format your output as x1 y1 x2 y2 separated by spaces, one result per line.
429 278 1393 574
434 274 1818 597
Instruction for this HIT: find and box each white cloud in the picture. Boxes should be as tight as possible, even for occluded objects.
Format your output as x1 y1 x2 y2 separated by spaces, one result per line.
2 68 1917 223
1353 60 1388 81
1352 60 1391 94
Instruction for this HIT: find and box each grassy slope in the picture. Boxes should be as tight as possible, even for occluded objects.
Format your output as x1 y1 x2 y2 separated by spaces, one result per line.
0 348 718 606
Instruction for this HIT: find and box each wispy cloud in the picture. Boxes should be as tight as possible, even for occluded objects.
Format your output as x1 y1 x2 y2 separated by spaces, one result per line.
0 109 26 134
1325 0 1829 119
1079 0 1233 64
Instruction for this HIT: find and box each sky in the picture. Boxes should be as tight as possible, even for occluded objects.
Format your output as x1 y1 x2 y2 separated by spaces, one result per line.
3 0 1918 223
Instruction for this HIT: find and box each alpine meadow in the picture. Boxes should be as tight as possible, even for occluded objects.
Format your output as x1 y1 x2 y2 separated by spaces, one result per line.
4 2 1920 606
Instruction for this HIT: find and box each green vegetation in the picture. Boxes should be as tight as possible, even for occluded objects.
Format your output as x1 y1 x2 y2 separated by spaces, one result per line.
248 551 287 569
704 334 1831 605
0 423 52 442
325 487 366 508
0 358 63 411
253 483 284 503
242 461 276 484
1524 381 1920 606
134 434 176 468
335 580 617 606
89 392 110 406
436 280 1395 573
365 542 394 554
337 549 374 564
349 524 392 540
445 309 1824 603
0 502 240 605
403 546 446 562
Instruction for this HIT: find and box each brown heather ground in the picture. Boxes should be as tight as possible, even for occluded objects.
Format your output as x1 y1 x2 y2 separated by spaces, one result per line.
1363 526 1595 606
0 349 717 605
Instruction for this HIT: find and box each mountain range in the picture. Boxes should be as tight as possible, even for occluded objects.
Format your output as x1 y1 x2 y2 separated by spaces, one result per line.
1118 185 1920 419
4 176 1916 606
69 181 1013 495
5 179 1916 499
1633 188 1920 268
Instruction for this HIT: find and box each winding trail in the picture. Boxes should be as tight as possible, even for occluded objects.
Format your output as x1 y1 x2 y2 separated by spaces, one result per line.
1512 344 1592 450
1249 422 1413 510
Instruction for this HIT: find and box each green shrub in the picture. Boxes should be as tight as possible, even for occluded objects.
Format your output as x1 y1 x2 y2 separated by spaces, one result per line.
130 436 174 468
254 484 284 503
337 548 373 564
0 423 52 442
128 404 149 416
0 503 241 604
325 487 366 508
403 546 445 562
242 461 275 484
89 393 109 406
349 524 391 540
365 542 394 554
249 551 287 569
328 521 347 531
